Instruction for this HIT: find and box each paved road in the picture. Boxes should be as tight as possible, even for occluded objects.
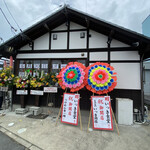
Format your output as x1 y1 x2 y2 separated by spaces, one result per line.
0 131 26 150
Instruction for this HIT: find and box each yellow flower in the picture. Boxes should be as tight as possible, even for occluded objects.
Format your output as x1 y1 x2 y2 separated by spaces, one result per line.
11 74 14 78
52 79 56 82
46 82 49 85
40 78 45 81
4 76 8 80
51 75 54 78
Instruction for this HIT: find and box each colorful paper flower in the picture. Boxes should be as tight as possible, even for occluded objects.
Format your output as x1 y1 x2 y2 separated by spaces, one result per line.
57 62 86 92
84 62 117 94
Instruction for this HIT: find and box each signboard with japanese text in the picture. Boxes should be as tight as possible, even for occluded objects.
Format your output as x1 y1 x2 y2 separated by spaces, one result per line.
61 93 80 125
91 96 113 130
44 87 57 93
0 87 8 92
30 90 43 95
16 90 28 95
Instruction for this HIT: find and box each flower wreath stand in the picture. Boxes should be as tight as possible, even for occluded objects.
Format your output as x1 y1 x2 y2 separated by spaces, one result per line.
16 89 28 108
30 89 44 106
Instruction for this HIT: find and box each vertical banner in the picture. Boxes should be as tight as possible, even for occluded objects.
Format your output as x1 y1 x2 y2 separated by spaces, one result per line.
61 93 80 125
91 96 113 130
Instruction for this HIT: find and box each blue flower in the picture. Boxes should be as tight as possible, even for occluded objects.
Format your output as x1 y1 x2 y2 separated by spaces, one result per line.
92 85 95 88
107 68 110 71
110 79 114 82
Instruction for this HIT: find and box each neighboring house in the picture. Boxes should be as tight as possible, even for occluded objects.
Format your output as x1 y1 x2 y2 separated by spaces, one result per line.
143 60 150 105
0 6 150 117
142 15 150 38
142 14 150 105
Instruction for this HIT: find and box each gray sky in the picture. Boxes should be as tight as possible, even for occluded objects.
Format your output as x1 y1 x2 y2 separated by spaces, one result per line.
0 0 150 43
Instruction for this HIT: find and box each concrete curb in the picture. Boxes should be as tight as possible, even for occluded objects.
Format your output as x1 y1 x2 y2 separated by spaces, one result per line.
0 126 43 150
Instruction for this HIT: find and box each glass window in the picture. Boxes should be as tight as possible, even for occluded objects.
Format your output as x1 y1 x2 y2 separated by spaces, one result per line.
26 60 32 69
51 59 86 76
41 60 48 74
18 60 26 77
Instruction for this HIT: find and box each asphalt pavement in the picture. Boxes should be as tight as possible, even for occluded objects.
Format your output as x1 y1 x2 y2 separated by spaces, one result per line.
0 131 26 150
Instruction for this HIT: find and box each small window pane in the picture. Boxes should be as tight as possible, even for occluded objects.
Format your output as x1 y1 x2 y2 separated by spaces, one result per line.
41 60 48 74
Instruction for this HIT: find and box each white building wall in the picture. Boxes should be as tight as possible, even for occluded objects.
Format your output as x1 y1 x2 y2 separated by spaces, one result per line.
111 63 141 89
16 52 87 59
51 32 67 49
111 39 129 47
70 22 85 29
89 30 107 48
34 33 49 50
20 44 32 50
89 52 108 61
69 31 87 49
111 51 140 60
52 23 67 31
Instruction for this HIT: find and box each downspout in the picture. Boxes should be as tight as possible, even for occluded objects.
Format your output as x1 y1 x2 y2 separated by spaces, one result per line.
140 53 144 121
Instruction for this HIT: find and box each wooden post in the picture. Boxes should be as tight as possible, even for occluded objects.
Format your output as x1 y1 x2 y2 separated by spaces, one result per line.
35 95 40 106
111 106 120 135
55 103 63 126
78 106 82 131
87 106 92 132
20 95 25 108
87 93 94 132
106 93 119 135
55 88 67 126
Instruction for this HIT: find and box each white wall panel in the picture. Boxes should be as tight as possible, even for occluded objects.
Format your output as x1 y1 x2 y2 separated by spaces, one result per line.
16 52 87 59
51 32 67 49
89 30 107 48
69 31 87 49
34 33 49 50
70 22 85 29
90 52 108 61
52 23 67 31
20 44 32 50
111 39 129 47
111 63 141 89
111 51 140 60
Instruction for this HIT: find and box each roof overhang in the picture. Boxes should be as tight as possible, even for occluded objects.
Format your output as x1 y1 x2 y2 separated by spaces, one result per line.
0 6 150 59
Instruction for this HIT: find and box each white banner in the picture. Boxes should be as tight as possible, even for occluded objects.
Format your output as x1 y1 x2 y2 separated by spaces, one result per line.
91 96 113 130
34 64 40 69
16 90 28 95
61 93 80 125
41 64 48 69
30 90 43 95
19 64 25 68
44 87 57 93
26 64 32 68
61 64 67 69
52 64 59 69
0 87 8 92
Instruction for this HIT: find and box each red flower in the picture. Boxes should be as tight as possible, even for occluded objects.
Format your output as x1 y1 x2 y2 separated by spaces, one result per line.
67 71 75 79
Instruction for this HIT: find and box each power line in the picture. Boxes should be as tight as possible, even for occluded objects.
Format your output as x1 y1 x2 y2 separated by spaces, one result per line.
0 7 17 33
3 0 22 32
